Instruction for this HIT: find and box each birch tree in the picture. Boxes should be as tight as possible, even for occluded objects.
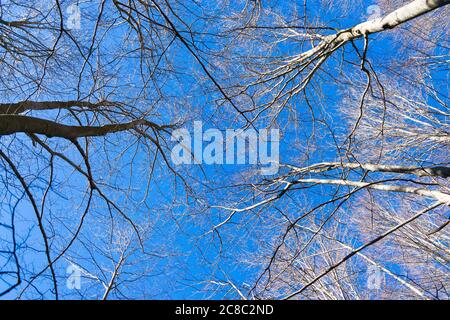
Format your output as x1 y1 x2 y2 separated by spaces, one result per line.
0 0 449 299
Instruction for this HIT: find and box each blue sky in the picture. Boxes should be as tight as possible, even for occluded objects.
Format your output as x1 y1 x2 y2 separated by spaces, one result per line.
0 0 448 299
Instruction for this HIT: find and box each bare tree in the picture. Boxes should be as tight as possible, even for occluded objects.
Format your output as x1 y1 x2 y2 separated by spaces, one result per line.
204 0 449 300
0 0 449 300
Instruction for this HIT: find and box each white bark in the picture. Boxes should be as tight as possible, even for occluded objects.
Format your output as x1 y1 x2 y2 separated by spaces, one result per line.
296 178 450 204
294 0 449 62
287 162 450 178
345 0 449 36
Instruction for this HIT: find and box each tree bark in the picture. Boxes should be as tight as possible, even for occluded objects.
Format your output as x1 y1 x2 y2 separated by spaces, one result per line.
0 100 112 115
296 178 450 204
0 115 161 139
289 162 450 178
296 0 450 61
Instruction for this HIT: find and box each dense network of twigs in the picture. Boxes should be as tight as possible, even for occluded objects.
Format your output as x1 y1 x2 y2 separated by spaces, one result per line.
0 0 449 299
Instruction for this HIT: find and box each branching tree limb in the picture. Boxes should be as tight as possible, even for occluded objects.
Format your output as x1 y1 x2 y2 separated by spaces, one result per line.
0 115 165 139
